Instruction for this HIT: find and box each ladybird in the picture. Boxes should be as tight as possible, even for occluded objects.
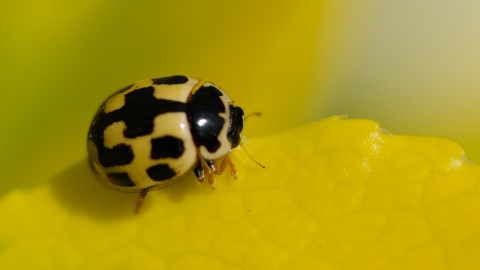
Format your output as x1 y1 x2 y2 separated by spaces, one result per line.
87 75 261 211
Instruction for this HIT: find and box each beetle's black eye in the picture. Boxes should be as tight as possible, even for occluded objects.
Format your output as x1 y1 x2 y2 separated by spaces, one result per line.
227 105 244 148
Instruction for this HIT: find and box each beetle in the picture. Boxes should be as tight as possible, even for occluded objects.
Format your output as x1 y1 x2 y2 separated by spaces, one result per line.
87 75 263 212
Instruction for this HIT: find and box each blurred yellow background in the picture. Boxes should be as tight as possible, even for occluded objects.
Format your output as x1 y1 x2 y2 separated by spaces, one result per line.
1 1 480 199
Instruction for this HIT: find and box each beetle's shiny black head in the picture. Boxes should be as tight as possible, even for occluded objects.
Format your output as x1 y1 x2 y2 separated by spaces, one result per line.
227 105 244 148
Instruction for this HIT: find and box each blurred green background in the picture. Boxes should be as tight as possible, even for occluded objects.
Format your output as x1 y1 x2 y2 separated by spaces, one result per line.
1 1 480 193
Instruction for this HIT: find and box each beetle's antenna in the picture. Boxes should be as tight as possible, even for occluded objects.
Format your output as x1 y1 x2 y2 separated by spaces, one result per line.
240 142 265 168
244 112 262 121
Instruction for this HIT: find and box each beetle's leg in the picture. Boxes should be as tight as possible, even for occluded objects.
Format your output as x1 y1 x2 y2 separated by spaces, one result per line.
206 160 217 173
206 157 238 179
134 188 149 214
193 158 205 183
194 158 216 190
203 164 216 190
222 156 238 179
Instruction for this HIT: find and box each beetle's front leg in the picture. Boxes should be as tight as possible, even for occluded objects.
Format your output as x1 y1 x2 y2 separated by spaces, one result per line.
193 158 205 183
193 158 216 190
206 156 238 179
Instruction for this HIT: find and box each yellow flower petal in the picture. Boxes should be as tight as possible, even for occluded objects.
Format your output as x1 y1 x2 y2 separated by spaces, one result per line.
1 116 479 269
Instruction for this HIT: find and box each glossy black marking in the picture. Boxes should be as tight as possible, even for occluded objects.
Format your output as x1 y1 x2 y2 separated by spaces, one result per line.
187 85 226 153
107 172 136 187
121 87 186 138
227 105 244 148
151 136 185 159
147 164 177 181
152 75 189 85
98 144 134 167
88 86 186 168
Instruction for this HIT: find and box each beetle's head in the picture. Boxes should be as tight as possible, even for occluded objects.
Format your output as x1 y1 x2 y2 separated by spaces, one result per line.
227 104 244 148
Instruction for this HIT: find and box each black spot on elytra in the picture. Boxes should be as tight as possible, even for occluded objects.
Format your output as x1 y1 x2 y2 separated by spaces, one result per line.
121 87 186 138
187 85 225 153
98 144 134 167
151 136 184 159
107 172 136 187
88 78 188 168
147 164 177 181
152 75 189 85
